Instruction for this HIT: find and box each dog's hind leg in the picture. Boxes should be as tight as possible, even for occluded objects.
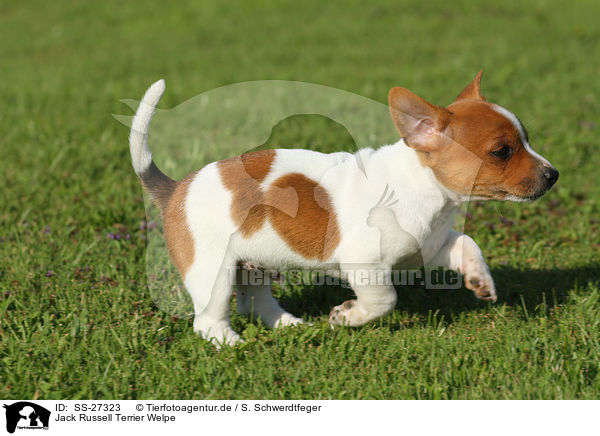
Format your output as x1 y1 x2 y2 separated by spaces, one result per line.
185 252 241 347
235 267 303 328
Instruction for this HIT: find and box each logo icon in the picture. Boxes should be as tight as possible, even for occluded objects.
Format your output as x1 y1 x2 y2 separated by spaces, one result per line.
3 402 50 434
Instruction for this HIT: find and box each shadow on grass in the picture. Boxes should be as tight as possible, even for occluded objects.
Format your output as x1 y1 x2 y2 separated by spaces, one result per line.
274 264 600 323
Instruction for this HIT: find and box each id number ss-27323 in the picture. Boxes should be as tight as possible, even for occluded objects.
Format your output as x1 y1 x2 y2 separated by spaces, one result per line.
74 404 121 412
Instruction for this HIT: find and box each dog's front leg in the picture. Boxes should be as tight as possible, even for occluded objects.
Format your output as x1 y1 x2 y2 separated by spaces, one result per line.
427 230 497 302
329 265 398 326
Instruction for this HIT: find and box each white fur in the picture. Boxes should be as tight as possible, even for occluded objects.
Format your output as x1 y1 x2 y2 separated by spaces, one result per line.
492 104 551 167
129 79 165 175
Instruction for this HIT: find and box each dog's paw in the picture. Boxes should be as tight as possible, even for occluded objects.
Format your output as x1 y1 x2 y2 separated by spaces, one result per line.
464 261 497 302
273 313 305 328
329 300 361 326
209 332 243 349
194 317 242 348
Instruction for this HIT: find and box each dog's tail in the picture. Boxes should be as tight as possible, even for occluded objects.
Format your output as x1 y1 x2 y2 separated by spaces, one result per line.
129 79 176 210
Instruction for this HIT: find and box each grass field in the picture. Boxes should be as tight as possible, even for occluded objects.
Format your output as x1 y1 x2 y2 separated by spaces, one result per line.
1 0 599 399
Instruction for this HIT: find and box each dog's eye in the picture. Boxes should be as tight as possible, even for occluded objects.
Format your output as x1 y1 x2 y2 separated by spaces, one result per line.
491 145 512 160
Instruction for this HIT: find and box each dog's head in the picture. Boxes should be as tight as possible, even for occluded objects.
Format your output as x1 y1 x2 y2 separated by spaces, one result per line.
388 71 558 201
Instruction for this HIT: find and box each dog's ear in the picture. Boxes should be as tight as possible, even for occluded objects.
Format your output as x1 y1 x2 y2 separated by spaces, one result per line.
389 87 451 152
453 70 485 102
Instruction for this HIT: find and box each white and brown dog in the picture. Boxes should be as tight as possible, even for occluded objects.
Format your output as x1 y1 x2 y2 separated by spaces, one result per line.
129 72 558 346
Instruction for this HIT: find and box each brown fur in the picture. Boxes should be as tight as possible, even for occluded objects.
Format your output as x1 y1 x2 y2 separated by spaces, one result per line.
454 70 485 101
163 173 196 277
140 161 176 210
217 150 275 237
218 150 341 261
437 100 540 199
266 173 340 261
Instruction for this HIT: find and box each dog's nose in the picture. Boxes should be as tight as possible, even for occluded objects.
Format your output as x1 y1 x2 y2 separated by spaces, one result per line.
543 166 559 186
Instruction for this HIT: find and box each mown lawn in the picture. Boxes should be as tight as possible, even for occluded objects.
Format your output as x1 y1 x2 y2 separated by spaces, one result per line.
1 0 599 399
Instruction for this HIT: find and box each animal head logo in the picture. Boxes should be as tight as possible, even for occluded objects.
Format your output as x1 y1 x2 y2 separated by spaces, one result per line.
3 402 50 434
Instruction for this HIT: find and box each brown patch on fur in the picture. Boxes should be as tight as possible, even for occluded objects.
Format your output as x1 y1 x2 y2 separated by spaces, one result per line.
239 150 276 182
163 173 196 277
219 151 340 260
218 150 276 237
266 173 340 261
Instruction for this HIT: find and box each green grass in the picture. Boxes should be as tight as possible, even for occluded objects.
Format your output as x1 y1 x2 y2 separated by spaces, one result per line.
1 0 600 399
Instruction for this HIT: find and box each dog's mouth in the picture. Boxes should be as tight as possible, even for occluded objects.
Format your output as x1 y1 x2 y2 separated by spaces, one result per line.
464 186 551 202
495 188 550 202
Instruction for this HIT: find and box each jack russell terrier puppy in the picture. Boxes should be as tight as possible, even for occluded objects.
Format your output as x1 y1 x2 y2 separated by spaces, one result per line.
128 72 558 346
